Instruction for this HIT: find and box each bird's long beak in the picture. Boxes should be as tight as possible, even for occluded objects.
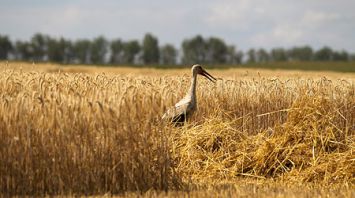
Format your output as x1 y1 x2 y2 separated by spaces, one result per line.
201 69 217 83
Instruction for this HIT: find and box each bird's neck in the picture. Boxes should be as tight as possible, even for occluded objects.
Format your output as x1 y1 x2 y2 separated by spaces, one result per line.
187 72 197 100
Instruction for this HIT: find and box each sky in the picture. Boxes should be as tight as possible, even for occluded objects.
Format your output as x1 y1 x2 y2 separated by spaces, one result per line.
1 0 355 52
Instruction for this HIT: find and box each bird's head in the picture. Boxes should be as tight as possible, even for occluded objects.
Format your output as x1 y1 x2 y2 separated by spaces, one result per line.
192 64 216 83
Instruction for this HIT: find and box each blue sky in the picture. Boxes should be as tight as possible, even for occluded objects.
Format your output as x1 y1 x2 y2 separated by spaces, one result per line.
1 0 355 52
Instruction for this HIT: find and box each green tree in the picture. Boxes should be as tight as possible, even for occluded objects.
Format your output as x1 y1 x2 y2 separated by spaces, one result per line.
15 41 33 60
288 46 313 61
226 46 236 64
314 46 333 61
73 39 91 64
332 50 349 61
47 38 62 63
235 51 244 64
182 35 206 64
350 53 355 62
0 35 13 60
142 33 159 64
256 48 269 63
31 33 49 61
271 48 288 61
122 40 140 64
247 49 256 63
160 44 177 65
226 46 243 64
206 37 228 64
110 39 124 64
64 40 75 64
90 36 108 64
47 37 73 63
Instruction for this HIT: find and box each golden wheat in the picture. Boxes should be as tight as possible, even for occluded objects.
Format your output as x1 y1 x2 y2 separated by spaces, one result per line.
0 63 354 196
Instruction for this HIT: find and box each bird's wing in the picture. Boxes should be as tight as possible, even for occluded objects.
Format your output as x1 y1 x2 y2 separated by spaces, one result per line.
174 96 190 107
162 101 190 121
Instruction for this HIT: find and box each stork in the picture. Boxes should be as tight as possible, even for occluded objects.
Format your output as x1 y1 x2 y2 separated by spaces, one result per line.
162 64 216 125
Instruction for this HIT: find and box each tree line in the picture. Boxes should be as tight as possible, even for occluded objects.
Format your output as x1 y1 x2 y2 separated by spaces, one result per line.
0 33 354 65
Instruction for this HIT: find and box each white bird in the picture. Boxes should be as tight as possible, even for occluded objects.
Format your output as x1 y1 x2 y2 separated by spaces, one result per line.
162 64 216 125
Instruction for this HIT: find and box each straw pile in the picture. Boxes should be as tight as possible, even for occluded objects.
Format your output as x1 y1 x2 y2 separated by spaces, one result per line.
173 95 354 184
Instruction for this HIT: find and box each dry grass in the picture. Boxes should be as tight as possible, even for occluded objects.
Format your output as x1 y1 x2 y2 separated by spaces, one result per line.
3 61 355 79
0 71 184 195
175 96 354 184
121 182 354 198
0 62 354 196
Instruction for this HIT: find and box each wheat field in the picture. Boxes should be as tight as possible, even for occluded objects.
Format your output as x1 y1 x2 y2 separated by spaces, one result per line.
0 62 354 197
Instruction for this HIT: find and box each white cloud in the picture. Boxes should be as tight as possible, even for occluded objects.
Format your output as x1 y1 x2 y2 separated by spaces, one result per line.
39 6 84 33
205 0 252 29
247 5 353 50
0 0 354 51
251 24 304 48
301 10 341 29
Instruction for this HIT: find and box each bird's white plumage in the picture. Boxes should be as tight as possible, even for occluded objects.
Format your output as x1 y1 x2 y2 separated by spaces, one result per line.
162 96 194 121
162 64 216 124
